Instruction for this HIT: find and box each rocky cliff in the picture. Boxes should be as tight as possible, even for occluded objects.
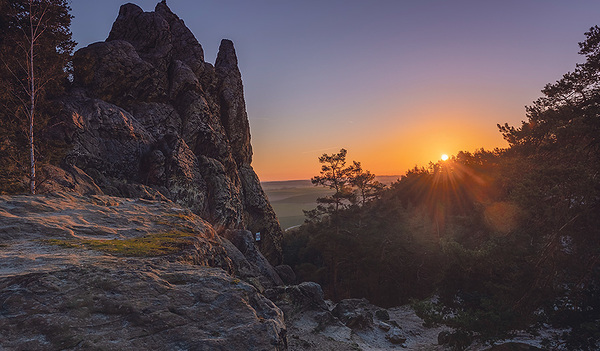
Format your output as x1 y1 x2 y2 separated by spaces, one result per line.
50 1 282 264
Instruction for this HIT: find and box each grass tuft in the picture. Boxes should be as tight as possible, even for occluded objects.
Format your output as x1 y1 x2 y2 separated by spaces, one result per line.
44 231 195 257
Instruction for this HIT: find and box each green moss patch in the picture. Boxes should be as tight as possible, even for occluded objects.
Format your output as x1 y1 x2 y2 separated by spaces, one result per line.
153 213 197 232
44 239 80 249
44 231 195 257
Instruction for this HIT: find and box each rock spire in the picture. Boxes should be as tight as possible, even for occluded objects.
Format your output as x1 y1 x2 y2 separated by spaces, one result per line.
53 2 283 264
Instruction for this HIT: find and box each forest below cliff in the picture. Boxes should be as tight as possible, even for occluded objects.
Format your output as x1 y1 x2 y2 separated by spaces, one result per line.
284 27 600 350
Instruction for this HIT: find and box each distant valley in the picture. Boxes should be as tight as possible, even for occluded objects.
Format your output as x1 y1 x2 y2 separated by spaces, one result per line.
262 176 400 230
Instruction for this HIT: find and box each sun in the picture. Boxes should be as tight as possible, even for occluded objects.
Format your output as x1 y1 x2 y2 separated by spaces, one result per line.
441 154 449 161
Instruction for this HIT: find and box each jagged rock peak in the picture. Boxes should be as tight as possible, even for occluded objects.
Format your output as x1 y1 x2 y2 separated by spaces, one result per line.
117 2 143 17
216 39 239 69
107 1 205 71
154 0 177 20
216 38 253 165
58 1 284 264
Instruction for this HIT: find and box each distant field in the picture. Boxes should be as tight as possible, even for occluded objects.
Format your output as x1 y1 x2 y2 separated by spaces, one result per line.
262 176 400 230
262 180 332 230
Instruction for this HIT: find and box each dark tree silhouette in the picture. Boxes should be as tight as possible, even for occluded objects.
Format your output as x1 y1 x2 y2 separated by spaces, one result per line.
0 0 74 193
350 161 385 207
311 148 355 217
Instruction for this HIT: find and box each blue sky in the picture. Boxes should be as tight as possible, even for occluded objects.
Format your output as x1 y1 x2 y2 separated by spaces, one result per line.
71 0 600 180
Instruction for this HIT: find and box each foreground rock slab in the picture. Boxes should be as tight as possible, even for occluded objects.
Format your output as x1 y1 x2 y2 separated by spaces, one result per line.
0 193 286 350
0 263 285 350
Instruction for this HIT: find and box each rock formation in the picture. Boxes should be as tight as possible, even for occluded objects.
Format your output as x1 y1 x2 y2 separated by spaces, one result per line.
52 2 282 264
0 192 286 350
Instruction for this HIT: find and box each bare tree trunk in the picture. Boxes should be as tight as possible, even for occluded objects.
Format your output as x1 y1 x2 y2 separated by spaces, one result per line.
29 11 35 195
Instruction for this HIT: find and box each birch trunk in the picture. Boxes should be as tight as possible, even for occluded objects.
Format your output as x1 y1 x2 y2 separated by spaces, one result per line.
28 0 36 194
29 17 35 195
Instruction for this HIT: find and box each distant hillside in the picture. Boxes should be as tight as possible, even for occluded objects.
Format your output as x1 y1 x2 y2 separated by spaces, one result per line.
262 176 400 230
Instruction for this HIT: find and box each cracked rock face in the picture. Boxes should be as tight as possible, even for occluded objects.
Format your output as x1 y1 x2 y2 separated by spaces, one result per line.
0 265 286 351
0 193 287 350
54 2 282 264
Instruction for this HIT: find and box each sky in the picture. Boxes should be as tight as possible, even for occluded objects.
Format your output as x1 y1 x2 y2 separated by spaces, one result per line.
70 0 600 181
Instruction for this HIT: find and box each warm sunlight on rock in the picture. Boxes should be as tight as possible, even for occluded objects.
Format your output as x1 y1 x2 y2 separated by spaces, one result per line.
441 154 449 161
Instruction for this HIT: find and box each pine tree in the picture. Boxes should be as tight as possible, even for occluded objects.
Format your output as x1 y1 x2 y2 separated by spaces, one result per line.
311 149 356 220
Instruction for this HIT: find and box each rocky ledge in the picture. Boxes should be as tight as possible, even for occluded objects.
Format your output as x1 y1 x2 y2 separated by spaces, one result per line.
0 193 286 350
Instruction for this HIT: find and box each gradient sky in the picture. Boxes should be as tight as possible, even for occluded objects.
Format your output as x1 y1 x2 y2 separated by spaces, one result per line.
70 0 600 181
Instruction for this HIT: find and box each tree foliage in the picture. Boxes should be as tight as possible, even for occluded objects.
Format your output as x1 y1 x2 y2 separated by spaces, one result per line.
497 27 600 349
308 148 356 222
299 149 387 299
0 0 75 193
284 27 600 349
350 161 385 207
308 149 385 220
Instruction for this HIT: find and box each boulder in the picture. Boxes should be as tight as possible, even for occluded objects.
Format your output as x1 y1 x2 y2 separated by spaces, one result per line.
331 298 374 330
37 164 103 195
0 264 287 350
375 308 390 321
222 229 284 289
60 96 155 181
438 330 451 345
274 264 297 285
438 330 473 349
265 282 329 319
386 328 408 345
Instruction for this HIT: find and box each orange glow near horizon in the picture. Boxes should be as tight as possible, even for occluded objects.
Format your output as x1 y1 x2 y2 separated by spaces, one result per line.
251 87 517 182
69 0 596 184
252 116 510 182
